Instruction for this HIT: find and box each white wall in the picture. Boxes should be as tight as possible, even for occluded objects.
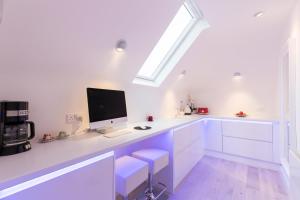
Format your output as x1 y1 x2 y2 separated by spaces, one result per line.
164 0 294 120
287 0 300 154
0 0 293 137
0 0 183 136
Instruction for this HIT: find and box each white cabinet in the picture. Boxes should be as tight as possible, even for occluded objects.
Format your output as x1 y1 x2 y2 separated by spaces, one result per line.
173 121 203 154
223 136 273 162
204 119 222 152
3 153 115 200
173 120 204 189
222 120 275 162
222 120 273 142
203 119 279 163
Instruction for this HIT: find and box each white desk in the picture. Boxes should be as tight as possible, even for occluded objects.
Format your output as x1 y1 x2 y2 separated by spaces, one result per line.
0 115 279 200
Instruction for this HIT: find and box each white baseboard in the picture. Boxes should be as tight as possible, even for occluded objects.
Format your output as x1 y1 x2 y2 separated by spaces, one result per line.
280 167 290 192
204 150 281 171
280 158 290 189
281 158 290 176
289 150 300 200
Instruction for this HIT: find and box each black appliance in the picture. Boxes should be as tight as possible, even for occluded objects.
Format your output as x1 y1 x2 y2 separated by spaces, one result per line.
86 88 128 130
0 101 35 156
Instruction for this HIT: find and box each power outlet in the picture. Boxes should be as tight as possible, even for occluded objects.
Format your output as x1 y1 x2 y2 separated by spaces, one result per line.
66 113 76 123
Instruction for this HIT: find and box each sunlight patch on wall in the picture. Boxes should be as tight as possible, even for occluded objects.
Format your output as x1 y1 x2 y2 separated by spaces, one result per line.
161 90 178 118
223 92 263 118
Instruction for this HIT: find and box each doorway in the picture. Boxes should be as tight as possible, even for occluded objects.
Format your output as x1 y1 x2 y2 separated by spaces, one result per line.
279 38 297 174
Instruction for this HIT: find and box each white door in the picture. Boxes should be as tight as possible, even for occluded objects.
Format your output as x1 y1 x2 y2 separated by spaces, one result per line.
280 51 290 161
280 38 298 165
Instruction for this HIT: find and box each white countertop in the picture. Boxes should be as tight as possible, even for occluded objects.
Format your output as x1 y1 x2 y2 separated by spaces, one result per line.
204 115 278 123
0 115 278 188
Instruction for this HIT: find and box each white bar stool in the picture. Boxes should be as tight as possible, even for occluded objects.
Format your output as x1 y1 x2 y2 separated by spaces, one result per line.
132 149 169 200
116 156 149 200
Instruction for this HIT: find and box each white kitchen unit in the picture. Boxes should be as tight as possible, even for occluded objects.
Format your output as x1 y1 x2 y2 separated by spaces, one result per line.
222 120 277 162
0 116 204 200
203 119 223 152
223 136 273 162
204 118 279 164
0 116 280 199
222 120 273 142
173 120 205 189
0 152 115 200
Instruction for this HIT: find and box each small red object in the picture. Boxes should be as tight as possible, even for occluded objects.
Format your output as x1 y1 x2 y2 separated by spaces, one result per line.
197 107 209 114
236 111 247 117
147 116 153 122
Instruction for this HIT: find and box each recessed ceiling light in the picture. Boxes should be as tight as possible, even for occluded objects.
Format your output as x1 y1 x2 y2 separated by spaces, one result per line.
254 11 264 18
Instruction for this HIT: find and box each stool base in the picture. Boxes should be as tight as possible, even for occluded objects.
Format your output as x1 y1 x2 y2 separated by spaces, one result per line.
145 182 167 200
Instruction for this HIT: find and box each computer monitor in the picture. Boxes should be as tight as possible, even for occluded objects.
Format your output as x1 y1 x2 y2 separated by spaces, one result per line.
87 88 128 130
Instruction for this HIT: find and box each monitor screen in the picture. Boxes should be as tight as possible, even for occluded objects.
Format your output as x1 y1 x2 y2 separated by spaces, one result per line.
87 88 127 123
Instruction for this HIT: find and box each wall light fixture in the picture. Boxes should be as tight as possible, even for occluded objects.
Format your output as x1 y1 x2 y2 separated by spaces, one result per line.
233 72 242 80
115 40 127 52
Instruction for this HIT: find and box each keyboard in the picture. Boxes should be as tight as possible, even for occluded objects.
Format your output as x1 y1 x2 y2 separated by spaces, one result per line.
103 129 132 138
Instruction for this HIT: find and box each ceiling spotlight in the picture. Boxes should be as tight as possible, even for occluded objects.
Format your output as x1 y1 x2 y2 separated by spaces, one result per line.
233 72 242 80
115 40 127 52
254 11 264 18
178 70 187 79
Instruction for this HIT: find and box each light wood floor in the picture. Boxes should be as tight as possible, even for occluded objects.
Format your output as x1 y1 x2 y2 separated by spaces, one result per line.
169 156 289 200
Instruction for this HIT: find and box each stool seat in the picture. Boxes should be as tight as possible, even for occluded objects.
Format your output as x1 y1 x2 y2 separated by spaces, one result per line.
116 156 149 197
132 149 169 175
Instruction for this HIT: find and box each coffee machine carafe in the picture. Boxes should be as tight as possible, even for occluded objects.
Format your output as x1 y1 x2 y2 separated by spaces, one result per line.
0 101 35 156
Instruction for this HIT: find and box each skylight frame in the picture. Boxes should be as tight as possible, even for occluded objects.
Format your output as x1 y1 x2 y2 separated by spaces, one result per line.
133 0 208 87
137 3 197 81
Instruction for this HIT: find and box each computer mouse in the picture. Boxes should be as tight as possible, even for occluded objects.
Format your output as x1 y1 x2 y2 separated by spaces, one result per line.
134 126 152 130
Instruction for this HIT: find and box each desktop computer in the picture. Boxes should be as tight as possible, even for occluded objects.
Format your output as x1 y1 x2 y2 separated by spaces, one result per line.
87 88 131 138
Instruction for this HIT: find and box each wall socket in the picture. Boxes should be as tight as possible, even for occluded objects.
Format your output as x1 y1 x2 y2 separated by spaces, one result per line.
66 113 77 123
66 113 83 124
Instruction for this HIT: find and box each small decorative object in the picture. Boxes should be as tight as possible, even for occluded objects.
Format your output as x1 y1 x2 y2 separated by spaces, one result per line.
56 131 69 140
184 104 192 115
147 115 154 122
39 133 55 143
236 111 247 117
197 107 209 115
190 103 197 113
186 94 197 114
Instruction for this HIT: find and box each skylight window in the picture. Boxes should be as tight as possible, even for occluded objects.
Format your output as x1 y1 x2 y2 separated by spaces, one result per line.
133 0 209 87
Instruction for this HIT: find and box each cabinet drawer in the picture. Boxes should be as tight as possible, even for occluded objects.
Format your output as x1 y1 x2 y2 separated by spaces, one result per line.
223 136 273 162
205 119 222 134
222 120 273 142
173 122 201 154
173 139 203 188
204 119 222 152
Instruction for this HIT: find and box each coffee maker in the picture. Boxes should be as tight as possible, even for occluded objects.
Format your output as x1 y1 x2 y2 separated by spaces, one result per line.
0 101 35 156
